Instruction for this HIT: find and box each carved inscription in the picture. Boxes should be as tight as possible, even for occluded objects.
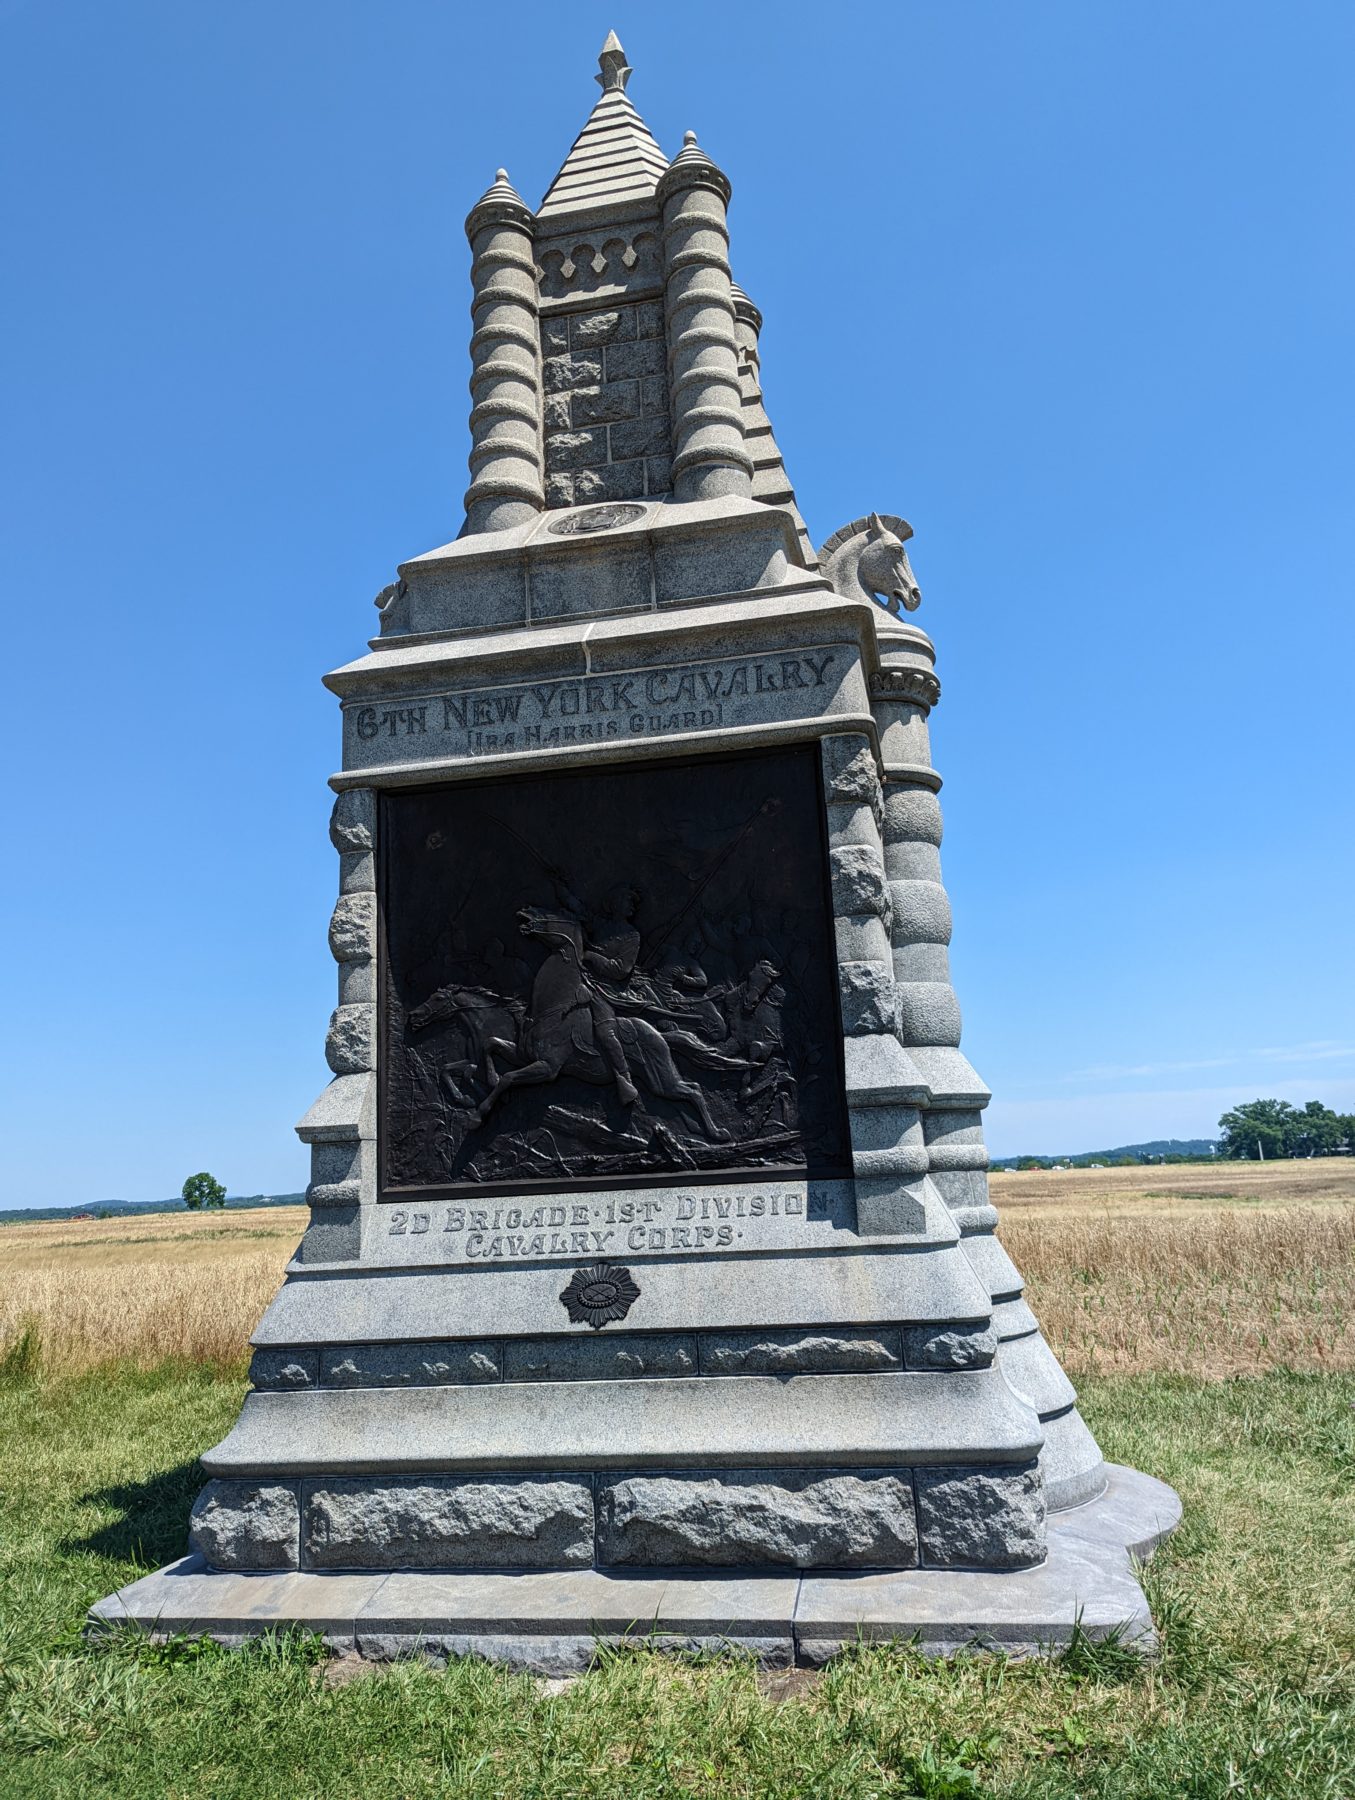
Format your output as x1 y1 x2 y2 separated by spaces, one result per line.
379 747 851 1197
345 648 843 767
385 1188 830 1262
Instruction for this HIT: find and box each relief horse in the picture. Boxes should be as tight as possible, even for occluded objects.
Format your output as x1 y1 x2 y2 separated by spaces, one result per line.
472 905 729 1140
818 512 922 616
406 984 526 1107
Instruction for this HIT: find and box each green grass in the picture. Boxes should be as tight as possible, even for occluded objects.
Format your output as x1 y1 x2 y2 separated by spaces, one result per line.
1 1365 1353 1798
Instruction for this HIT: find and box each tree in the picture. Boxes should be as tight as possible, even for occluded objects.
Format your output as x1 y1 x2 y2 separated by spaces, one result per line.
1287 1099 1343 1158
182 1171 227 1211
1217 1099 1295 1160
1217 1098 1351 1160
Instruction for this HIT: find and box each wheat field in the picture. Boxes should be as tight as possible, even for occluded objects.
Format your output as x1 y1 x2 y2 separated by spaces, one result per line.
2 1162 1353 1380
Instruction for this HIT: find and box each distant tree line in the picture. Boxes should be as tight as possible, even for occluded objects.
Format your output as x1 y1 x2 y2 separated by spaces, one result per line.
992 1139 1218 1172
1217 1099 1355 1161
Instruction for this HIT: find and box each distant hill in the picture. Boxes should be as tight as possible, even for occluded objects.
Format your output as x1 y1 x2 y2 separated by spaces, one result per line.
0 1192 306 1225
991 1138 1218 1170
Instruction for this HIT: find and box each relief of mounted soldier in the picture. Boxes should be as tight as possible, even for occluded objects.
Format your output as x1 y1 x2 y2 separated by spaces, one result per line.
404 836 799 1174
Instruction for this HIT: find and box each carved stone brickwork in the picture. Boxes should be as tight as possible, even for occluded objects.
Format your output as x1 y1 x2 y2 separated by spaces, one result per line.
870 667 940 710
247 1323 994 1392
537 230 662 302
540 301 672 505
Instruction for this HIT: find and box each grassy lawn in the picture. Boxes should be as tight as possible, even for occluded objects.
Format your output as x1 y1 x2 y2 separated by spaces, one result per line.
1 1362 1352 1798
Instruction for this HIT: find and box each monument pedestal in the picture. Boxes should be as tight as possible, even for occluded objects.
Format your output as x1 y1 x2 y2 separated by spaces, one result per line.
94 34 1178 1659
92 1466 1181 1672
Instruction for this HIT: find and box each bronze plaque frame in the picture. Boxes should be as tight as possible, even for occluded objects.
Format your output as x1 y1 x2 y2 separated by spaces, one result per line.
378 744 850 1198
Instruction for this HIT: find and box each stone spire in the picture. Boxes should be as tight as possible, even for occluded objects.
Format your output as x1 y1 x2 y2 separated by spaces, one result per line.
537 32 669 220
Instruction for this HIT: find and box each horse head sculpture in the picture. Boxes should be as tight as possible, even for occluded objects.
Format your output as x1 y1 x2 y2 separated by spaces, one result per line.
517 905 584 959
818 513 922 617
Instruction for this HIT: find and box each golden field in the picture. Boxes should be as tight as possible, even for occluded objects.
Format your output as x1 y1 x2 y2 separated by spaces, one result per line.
2 1160 1353 1381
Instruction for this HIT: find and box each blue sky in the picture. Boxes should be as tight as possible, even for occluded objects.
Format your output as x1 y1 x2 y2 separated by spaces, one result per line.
2 1 1351 1205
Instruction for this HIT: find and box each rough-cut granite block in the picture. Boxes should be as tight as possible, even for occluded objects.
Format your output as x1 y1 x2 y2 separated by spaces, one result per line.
605 336 664 381
503 1334 696 1382
598 1470 918 1569
572 382 640 427
321 1342 501 1388
329 787 375 853
543 352 601 392
573 462 645 502
325 1004 374 1075
304 1476 595 1570
838 963 901 1037
821 735 883 818
190 1481 299 1571
609 414 671 461
903 1324 997 1371
830 845 892 923
699 1329 902 1376
571 307 634 346
915 1464 1045 1569
327 892 376 964
544 428 607 472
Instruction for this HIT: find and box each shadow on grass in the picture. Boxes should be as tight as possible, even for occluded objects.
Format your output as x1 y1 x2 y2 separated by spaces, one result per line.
65 1458 202 1569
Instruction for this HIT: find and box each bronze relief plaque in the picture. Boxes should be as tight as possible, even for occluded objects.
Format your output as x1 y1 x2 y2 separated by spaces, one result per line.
379 745 850 1196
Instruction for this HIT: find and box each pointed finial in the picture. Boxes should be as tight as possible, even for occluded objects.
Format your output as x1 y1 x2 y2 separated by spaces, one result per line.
656 127 732 206
596 29 632 92
465 166 534 238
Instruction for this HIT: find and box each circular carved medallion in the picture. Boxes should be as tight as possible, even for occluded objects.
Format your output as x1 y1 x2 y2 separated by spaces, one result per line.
560 1263 641 1329
546 503 647 536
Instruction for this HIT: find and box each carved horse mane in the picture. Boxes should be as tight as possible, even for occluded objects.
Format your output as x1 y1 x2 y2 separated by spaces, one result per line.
818 512 922 616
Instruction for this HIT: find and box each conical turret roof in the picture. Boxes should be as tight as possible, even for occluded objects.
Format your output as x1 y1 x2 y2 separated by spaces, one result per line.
537 32 668 220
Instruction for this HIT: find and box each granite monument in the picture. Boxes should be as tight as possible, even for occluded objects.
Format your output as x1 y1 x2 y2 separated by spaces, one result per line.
95 33 1179 1668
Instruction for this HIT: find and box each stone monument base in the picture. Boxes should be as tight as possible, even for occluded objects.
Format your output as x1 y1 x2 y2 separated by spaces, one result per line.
90 1464 1179 1674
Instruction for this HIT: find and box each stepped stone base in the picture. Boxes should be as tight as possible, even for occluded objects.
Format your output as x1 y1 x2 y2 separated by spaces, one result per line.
91 1464 1179 1673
